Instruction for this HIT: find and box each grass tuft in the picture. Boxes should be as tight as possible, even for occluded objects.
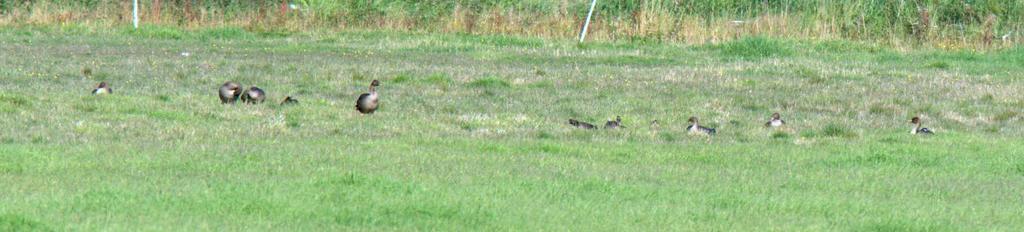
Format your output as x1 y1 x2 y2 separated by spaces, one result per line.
993 111 1018 122
771 131 792 139
392 73 413 84
0 214 52 232
423 73 454 86
126 25 184 40
822 124 856 138
0 94 30 108
350 71 369 81
198 27 255 40
710 37 792 60
926 61 950 69
869 104 895 115
468 76 511 89
155 95 172 102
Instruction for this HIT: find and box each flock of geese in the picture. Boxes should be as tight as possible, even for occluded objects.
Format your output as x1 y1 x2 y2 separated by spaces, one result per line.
567 110 934 136
212 79 380 114
87 76 935 136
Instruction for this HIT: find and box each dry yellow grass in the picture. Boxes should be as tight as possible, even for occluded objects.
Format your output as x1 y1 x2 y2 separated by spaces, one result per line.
0 1 1021 50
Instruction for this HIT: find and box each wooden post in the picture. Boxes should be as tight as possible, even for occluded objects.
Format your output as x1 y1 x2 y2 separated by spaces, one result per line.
152 0 161 22
280 0 288 16
184 0 192 22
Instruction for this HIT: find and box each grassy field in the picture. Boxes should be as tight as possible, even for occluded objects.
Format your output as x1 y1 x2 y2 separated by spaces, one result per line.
1 27 1024 230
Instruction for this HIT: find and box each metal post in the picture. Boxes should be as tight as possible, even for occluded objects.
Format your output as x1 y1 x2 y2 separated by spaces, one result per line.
579 0 598 43
133 0 139 28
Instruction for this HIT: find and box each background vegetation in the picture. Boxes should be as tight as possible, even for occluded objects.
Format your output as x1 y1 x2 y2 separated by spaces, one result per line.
2 0 1024 48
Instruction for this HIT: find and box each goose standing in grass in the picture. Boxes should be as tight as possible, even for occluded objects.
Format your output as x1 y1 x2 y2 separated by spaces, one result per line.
764 112 786 127
568 119 597 129
686 116 716 135
605 116 623 129
910 117 934 135
219 81 242 104
242 86 266 104
355 80 380 114
91 81 111 95
280 96 298 105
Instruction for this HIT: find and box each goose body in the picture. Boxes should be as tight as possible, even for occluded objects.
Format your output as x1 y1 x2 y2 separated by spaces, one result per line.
280 96 298 105
605 116 623 129
241 86 266 104
568 119 597 129
355 80 380 114
765 112 785 127
219 81 242 104
910 117 934 135
91 82 111 95
687 117 716 135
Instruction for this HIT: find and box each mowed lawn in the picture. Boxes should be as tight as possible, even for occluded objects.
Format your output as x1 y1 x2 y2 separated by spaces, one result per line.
1 28 1024 231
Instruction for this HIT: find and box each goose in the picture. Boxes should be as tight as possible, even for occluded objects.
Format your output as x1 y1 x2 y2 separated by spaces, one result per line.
605 116 623 129
280 96 298 105
686 116 716 135
218 81 242 104
764 112 785 127
355 80 380 114
242 86 266 104
91 81 111 95
910 117 934 135
568 119 597 129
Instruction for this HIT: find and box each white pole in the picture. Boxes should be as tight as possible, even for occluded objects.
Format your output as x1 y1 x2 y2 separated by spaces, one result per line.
579 0 598 43
133 0 139 29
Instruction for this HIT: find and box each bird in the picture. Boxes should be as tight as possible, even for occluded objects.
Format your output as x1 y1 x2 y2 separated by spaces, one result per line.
241 86 266 104
82 68 92 77
91 81 111 95
910 116 934 135
219 81 242 104
355 80 380 114
280 96 298 105
568 119 597 129
764 112 786 127
686 116 716 135
605 116 623 129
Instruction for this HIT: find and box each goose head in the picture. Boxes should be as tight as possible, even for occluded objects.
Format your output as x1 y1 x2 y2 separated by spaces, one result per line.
369 79 380 92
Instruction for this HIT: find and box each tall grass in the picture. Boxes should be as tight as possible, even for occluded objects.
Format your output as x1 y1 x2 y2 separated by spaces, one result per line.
1 0 1023 48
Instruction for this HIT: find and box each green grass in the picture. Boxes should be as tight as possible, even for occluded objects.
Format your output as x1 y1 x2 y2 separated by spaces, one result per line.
705 37 794 60
1 30 1024 231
